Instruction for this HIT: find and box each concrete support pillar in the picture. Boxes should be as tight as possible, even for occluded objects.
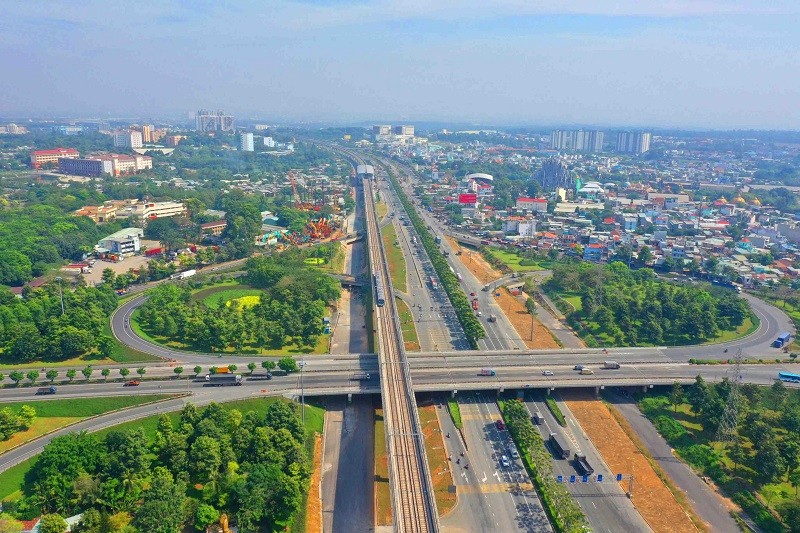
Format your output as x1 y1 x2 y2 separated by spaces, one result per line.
595 386 601 399
451 390 458 398
347 393 352 403
642 385 648 394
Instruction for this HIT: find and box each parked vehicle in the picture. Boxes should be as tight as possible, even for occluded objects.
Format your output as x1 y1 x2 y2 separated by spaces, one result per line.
479 368 496 376
603 361 621 369
124 380 141 386
548 433 570 459
205 374 243 386
574 454 594 475
36 386 57 395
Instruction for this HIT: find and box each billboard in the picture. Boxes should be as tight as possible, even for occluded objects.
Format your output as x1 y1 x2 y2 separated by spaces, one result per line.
459 193 478 204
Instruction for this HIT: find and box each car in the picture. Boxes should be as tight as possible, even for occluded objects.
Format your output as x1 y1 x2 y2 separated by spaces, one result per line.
573 365 584 371
542 370 554 376
495 419 506 430
509 448 520 459
500 455 511 467
124 380 141 386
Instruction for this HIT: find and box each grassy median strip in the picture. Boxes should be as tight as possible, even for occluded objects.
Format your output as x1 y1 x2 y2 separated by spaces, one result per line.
545 396 567 427
381 222 408 293
418 402 457 515
499 399 588 533
374 406 392 526
447 398 463 430
396 297 419 350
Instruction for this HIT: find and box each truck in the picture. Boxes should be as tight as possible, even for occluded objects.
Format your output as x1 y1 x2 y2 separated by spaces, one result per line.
145 247 163 257
434 236 442 244
479 368 496 377
574 454 594 475
603 361 620 369
175 269 197 280
472 298 479 311
350 372 371 381
36 386 57 395
211 366 231 374
773 332 792 348
205 374 243 386
532 412 544 425
549 433 570 459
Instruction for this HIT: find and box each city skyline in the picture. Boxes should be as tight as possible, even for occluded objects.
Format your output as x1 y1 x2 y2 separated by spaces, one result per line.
1 1 799 129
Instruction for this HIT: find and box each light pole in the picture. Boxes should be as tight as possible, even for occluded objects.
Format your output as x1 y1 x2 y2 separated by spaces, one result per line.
299 360 306 426
54 277 64 315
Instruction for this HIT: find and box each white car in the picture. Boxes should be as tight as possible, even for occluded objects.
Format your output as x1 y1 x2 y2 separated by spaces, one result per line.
509 448 520 459
542 370 554 376
500 455 511 468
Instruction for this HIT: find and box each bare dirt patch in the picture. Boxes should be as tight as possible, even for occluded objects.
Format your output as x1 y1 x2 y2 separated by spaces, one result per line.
494 288 560 349
418 401 457 516
445 237 502 283
306 434 323 533
563 391 699 533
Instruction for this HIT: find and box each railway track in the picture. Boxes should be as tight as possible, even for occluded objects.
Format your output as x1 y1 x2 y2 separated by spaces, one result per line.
362 169 439 532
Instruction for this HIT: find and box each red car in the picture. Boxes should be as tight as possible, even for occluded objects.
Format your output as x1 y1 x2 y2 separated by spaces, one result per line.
495 419 506 431
124 380 141 387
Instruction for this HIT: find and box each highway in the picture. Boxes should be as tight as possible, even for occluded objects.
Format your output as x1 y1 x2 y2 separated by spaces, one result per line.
363 174 440 531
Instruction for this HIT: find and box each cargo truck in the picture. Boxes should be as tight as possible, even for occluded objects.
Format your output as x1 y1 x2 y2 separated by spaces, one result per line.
532 412 544 425
603 361 620 369
205 374 243 386
350 372 371 381
773 332 791 348
36 386 57 395
549 433 570 459
479 368 496 377
574 454 594 475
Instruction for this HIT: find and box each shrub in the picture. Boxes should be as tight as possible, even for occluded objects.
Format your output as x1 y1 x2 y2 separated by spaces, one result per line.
678 444 720 471
654 415 688 442
639 396 670 416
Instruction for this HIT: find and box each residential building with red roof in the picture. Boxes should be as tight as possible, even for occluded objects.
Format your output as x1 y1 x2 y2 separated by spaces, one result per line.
30 147 79 168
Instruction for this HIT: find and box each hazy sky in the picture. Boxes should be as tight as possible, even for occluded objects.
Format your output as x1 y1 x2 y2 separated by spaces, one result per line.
1 0 799 129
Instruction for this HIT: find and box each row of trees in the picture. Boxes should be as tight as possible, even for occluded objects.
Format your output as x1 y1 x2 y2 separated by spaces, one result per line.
385 171 486 346
543 261 751 346
137 256 340 352
645 379 800 531
10 400 311 532
0 283 117 363
501 399 588 532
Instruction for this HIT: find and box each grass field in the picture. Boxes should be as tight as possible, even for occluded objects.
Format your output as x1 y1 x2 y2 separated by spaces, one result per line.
396 297 420 351
381 223 407 293
374 406 392 526
376 201 389 219
193 285 263 307
418 402 457 515
486 249 548 272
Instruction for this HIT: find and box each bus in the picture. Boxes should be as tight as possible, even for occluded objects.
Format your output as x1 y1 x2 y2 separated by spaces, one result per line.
778 372 800 384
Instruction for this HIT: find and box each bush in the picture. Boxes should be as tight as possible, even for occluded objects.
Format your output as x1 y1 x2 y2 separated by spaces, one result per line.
545 397 566 427
654 415 688 441
639 396 670 416
678 444 720 471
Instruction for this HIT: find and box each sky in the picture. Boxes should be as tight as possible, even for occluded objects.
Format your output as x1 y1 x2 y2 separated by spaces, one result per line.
1 0 799 129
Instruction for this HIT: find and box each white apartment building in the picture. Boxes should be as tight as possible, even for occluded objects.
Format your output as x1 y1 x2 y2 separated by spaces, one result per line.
112 131 143 149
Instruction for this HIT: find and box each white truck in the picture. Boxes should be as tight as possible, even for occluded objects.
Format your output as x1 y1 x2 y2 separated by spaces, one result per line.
174 269 197 280
603 361 620 369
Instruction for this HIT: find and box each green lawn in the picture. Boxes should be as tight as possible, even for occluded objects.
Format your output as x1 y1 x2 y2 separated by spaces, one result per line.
193 285 263 306
701 315 758 345
381 223 407 293
0 457 34 501
396 297 419 350
486 248 548 272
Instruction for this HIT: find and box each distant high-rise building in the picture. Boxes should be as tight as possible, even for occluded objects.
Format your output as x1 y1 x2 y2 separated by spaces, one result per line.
551 130 604 152
239 132 254 152
615 131 651 154
393 125 415 137
373 125 391 141
141 125 153 143
195 110 234 132
263 136 275 148
535 157 575 191
112 131 143 149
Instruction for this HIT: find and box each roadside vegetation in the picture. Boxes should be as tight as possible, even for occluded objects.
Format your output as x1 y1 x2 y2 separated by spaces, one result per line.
541 260 753 347
544 397 567 427
500 399 588 533
639 380 800 531
395 298 419 350
447 398 463 430
385 170 485 347
134 253 340 354
482 247 551 273
381 223 407 292
1 399 319 533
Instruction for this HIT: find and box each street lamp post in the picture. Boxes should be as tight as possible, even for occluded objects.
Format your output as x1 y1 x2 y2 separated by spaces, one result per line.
299 360 306 426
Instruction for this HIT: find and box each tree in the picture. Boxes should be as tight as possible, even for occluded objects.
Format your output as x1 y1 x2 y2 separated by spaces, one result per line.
194 503 220 531
39 513 68 533
779 439 800 481
46 369 58 383
119 367 130 379
101 268 116 286
101 368 110 381
26 370 40 384
777 501 800 533
729 439 749 476
18 404 36 430
247 362 257 375
770 379 789 410
136 367 146 378
174 366 184 378
790 469 800 496
133 467 187 533
264 401 304 444
81 366 94 380
278 357 299 373
193 365 202 377
227 364 238 373
9 371 24 385
686 376 712 414
262 360 276 371
669 382 684 413
65 369 77 382
755 441 786 484
190 436 221 482
97 335 115 359
638 246 653 265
